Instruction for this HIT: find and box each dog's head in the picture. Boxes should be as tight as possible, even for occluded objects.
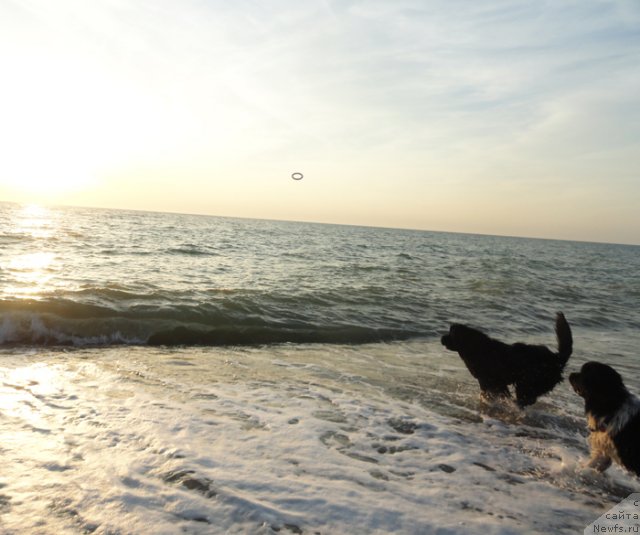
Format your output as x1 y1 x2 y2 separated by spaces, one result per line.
569 361 629 415
441 324 488 352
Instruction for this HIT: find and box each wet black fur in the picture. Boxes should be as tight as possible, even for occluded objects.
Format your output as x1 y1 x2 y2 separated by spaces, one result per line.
441 313 572 407
569 361 640 476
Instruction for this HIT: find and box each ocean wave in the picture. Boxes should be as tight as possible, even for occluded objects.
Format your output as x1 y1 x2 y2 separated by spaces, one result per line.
146 325 415 346
0 298 423 348
167 245 217 256
0 232 37 244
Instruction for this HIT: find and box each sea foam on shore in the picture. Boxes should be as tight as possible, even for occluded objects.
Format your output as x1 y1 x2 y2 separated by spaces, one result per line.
1 342 637 534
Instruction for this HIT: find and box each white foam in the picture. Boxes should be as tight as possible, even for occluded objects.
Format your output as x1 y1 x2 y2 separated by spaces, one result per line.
0 342 637 534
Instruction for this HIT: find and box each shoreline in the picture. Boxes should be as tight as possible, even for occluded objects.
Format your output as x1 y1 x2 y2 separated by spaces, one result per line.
1 343 636 534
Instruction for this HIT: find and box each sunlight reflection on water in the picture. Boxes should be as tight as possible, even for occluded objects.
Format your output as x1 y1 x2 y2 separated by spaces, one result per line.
13 204 58 239
4 252 56 299
1 204 60 299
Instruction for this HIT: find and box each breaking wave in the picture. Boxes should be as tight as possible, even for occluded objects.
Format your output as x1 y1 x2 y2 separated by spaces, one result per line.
0 297 424 348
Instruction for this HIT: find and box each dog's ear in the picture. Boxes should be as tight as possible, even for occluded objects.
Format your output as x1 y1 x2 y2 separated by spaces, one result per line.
581 362 625 391
577 362 630 415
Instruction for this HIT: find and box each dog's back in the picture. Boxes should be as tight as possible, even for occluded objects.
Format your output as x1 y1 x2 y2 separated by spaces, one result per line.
441 313 572 407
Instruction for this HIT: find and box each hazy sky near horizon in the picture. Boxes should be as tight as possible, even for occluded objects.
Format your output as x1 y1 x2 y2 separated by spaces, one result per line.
0 0 639 244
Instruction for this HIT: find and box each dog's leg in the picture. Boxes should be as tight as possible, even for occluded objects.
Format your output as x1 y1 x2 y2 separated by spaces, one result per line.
514 383 537 408
587 454 612 472
586 432 616 472
478 380 511 403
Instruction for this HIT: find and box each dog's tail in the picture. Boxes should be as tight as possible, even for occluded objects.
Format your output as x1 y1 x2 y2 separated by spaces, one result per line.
555 312 572 367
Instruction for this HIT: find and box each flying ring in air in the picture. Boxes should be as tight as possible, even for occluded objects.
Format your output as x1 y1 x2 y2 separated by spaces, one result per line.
291 172 304 180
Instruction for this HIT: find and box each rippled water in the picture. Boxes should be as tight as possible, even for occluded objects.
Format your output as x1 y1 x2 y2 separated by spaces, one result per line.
1 202 639 534
1 202 638 347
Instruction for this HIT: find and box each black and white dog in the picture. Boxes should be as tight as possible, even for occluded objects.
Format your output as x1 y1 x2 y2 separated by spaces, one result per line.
441 313 572 407
569 361 640 476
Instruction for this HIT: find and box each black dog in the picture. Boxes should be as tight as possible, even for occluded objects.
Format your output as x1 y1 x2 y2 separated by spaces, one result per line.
569 362 640 476
441 313 572 407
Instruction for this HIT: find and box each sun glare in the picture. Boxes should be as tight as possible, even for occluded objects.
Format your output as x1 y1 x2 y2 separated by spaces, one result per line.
0 205 60 299
0 47 167 205
0 121 100 204
3 167 96 201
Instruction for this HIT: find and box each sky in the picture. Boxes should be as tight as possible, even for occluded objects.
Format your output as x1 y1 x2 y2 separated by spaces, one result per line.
0 0 639 244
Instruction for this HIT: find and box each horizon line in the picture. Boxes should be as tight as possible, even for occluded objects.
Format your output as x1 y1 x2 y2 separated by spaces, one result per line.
2 199 638 248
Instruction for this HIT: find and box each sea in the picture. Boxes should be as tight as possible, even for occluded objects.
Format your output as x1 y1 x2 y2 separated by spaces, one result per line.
1 201 639 534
